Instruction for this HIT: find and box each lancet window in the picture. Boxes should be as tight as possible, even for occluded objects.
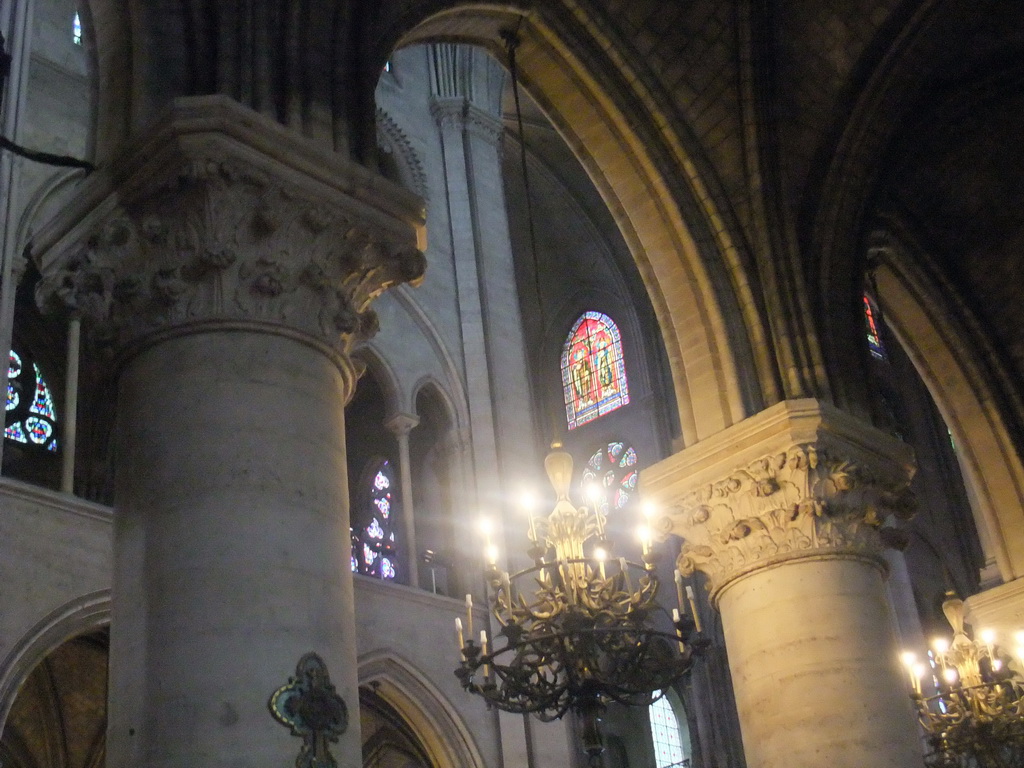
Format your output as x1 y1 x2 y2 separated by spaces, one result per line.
581 441 638 515
864 295 886 360
351 459 398 581
562 311 630 430
650 691 689 768
5 350 58 452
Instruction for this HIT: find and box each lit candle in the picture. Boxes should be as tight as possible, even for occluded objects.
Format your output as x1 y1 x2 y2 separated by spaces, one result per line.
455 617 465 653
901 652 917 692
981 628 996 662
942 667 958 687
913 663 926 696
686 585 702 633
521 491 538 542
485 544 499 568
594 546 607 580
636 525 651 557
502 571 512 600
465 594 473 639
933 637 949 669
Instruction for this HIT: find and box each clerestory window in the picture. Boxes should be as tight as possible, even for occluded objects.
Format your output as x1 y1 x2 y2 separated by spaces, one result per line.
561 311 630 430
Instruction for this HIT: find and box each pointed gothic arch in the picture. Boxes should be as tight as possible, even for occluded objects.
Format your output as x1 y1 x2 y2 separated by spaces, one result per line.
869 227 1024 582
358 651 486 768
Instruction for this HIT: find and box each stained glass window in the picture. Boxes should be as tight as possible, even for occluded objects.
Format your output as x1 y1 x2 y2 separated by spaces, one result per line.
649 691 688 768
581 441 638 515
562 311 630 430
864 295 886 360
5 350 58 452
351 460 398 581
73 13 82 45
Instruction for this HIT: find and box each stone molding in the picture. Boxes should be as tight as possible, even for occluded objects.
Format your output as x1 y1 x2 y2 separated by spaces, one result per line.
32 96 426 359
644 399 916 601
376 107 429 200
429 98 504 146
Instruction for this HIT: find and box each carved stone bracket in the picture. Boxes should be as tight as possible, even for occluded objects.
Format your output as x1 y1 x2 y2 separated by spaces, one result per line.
31 96 426 359
643 399 916 601
268 652 348 768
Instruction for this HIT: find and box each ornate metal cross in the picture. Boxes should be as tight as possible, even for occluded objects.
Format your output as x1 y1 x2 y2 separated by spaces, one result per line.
268 652 349 768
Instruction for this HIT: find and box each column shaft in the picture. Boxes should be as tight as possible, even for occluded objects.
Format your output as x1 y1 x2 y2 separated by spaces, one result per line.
645 399 923 768
719 558 920 768
109 330 360 768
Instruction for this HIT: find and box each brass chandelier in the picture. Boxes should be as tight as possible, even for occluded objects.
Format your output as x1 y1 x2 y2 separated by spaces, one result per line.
902 593 1024 767
454 444 702 762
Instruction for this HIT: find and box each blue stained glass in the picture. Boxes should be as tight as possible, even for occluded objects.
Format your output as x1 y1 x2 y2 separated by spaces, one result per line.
29 365 56 419
47 438 58 452
73 12 82 45
351 554 359 572
5 422 26 443
581 442 640 515
620 447 637 468
7 383 18 412
352 459 400 581
9 351 21 379
25 417 52 444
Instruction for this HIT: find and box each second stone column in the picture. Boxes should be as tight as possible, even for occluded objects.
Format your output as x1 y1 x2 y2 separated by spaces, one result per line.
645 399 923 768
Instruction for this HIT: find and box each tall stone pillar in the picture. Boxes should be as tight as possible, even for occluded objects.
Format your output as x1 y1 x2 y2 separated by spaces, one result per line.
33 96 425 768
385 412 420 587
644 399 922 768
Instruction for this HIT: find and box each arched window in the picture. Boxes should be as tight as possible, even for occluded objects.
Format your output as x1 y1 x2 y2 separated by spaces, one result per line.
561 311 630 430
649 690 690 768
73 12 82 45
5 350 58 452
581 441 638 515
864 295 886 360
351 459 398 581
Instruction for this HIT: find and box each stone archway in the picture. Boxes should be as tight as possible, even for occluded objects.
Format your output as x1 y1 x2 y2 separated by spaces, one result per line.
358 651 485 768
393 6 759 443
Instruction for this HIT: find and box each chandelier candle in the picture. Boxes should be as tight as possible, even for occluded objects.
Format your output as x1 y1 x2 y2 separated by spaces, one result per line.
454 443 704 765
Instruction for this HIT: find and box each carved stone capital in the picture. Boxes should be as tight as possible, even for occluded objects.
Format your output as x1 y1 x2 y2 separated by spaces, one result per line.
644 399 916 602
384 412 420 438
32 96 426 360
430 98 467 133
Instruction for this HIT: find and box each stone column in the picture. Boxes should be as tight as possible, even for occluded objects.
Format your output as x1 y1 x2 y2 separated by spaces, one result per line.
33 96 425 768
385 412 420 588
644 399 922 768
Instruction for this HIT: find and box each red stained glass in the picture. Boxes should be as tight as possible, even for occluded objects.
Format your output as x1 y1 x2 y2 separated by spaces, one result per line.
562 312 630 430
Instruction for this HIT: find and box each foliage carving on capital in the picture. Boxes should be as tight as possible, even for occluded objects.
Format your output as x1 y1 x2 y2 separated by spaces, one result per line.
655 443 915 597
36 158 425 353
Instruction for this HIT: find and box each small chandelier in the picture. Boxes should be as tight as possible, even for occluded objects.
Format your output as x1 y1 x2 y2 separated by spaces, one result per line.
901 593 1024 767
454 444 703 763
